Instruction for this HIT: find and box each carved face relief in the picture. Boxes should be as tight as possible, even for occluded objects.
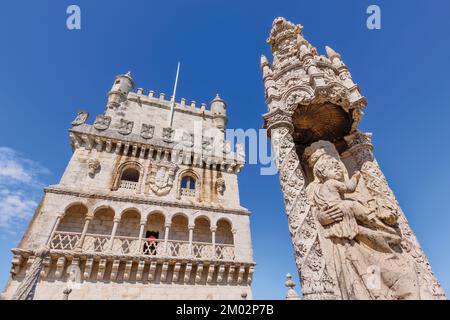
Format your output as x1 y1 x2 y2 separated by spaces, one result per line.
320 158 344 181
141 124 154 139
87 159 100 177
118 119 133 135
216 178 226 196
94 115 111 131
72 111 89 126
148 161 178 196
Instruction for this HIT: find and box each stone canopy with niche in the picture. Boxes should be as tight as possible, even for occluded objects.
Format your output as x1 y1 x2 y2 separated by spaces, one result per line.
291 102 353 154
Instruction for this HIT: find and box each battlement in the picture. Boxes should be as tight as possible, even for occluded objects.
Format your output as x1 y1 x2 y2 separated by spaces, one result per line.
132 88 211 114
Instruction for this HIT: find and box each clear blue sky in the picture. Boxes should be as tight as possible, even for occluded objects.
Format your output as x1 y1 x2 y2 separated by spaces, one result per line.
0 0 449 299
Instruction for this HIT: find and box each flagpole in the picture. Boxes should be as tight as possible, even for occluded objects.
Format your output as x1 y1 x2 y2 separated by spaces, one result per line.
168 62 181 128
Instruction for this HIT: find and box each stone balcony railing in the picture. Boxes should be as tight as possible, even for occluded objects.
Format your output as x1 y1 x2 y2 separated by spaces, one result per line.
119 180 138 191
49 231 235 261
180 187 196 198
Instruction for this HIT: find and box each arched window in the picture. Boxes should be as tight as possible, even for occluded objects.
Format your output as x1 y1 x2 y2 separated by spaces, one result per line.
180 175 196 197
119 168 140 190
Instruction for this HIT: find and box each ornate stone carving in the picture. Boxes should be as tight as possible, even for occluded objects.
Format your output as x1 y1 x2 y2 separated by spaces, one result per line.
162 128 174 143
344 132 447 299
11 246 49 300
141 123 154 139
305 141 422 299
262 17 367 130
118 119 133 135
72 111 89 126
263 17 445 300
94 115 111 131
87 159 100 178
147 161 178 196
216 177 226 196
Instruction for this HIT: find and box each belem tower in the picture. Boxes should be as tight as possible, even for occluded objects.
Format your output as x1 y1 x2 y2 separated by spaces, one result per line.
262 17 446 300
2 71 255 300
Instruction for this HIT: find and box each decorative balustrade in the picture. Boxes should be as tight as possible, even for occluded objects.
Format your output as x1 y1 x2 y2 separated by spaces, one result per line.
83 234 111 253
180 188 195 197
192 242 214 259
119 180 138 190
216 244 235 260
50 231 80 251
50 231 235 261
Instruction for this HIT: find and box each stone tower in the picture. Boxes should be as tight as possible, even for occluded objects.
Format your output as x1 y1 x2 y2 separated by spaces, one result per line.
3 72 255 300
261 18 445 300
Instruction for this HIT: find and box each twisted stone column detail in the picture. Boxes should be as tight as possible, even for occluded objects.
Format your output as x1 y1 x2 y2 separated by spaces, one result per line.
267 111 336 299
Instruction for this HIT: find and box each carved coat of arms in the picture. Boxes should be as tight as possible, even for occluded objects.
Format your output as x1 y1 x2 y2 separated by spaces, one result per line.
72 110 89 126
147 161 178 196
94 115 111 131
162 128 174 143
118 119 134 135
141 124 154 139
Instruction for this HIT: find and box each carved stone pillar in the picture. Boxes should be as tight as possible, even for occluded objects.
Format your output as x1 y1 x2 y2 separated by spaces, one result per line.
76 214 93 251
164 223 171 255
261 16 445 300
188 224 194 256
11 247 49 300
138 219 146 254
264 109 335 299
211 226 217 259
46 213 63 246
108 217 121 251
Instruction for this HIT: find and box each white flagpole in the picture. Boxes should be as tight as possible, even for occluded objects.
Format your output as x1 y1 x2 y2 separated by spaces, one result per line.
168 62 181 128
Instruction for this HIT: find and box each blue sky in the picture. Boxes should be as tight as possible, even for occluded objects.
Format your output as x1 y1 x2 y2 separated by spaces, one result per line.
1 0 450 299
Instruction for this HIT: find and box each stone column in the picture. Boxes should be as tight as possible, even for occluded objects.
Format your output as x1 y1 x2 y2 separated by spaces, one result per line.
343 131 447 299
108 217 121 251
210 226 217 259
164 223 171 255
45 213 63 246
76 214 93 251
11 247 50 300
264 109 335 299
188 224 195 257
138 219 146 254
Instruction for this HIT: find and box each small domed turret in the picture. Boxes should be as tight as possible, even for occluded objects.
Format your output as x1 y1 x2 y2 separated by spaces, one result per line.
210 94 227 131
107 71 135 109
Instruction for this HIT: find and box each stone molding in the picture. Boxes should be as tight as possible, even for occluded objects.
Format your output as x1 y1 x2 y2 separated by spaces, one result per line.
44 186 250 216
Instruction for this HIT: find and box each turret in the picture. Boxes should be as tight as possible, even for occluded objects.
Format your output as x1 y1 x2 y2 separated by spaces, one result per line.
107 71 135 109
210 94 227 131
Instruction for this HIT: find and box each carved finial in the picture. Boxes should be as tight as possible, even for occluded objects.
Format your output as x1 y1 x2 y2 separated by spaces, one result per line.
267 17 303 47
125 71 132 77
325 46 341 61
260 55 269 69
285 273 301 300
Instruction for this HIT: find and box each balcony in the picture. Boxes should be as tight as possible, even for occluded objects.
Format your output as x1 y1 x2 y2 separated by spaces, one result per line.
180 187 195 197
119 180 138 191
49 231 235 261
